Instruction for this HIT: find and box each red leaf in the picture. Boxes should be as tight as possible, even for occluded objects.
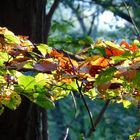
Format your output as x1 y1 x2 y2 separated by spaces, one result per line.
120 41 138 52
120 41 129 49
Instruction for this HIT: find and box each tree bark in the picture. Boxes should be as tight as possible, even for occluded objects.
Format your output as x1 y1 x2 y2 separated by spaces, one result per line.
0 0 59 140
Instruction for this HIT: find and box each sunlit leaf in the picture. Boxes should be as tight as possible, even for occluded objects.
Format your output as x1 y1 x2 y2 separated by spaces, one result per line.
5 34 20 44
122 100 131 108
35 73 47 86
129 132 140 140
0 52 9 66
37 44 52 57
18 75 36 91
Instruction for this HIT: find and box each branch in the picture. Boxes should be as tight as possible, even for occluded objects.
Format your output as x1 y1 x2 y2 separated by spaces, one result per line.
87 99 110 137
45 0 60 42
122 0 140 36
92 0 132 23
47 0 60 19
63 127 69 140
87 13 96 35
66 2 87 34
76 80 95 133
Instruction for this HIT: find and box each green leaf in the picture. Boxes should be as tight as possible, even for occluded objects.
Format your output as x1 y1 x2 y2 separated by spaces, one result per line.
0 106 4 115
122 100 131 108
129 132 140 140
84 88 98 99
4 34 20 44
2 92 21 110
35 73 47 86
88 47 106 57
133 72 140 90
0 52 9 66
34 93 55 108
85 35 94 44
95 67 117 85
37 44 52 57
18 75 36 91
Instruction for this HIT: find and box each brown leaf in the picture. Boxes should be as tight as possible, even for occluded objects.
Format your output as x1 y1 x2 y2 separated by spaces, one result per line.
97 82 111 93
34 60 57 72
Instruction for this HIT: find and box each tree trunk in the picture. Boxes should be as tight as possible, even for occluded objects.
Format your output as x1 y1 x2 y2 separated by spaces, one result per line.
0 0 49 140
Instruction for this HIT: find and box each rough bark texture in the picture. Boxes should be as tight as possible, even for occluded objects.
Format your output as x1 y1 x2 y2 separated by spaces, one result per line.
0 0 48 140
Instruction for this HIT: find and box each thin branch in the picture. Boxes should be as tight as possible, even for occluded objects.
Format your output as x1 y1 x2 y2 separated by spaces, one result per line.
87 99 110 137
71 91 78 117
66 2 87 34
92 0 132 23
63 127 69 140
132 127 140 140
67 55 94 135
87 13 96 35
76 80 95 132
63 91 79 140
122 0 140 36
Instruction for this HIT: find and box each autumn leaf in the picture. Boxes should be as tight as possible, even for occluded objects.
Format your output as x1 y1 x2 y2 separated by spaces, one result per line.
120 41 138 52
50 49 63 59
34 60 58 72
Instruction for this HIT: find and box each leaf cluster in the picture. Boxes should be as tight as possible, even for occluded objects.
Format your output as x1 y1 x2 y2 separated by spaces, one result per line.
0 27 140 112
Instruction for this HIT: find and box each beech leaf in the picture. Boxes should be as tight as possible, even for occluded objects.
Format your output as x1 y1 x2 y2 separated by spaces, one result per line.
34 60 57 72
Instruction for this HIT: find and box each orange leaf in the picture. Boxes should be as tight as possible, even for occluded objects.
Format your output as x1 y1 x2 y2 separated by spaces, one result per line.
130 43 138 52
105 47 124 56
120 41 138 52
59 57 78 74
50 49 63 59
120 41 129 49
90 57 109 67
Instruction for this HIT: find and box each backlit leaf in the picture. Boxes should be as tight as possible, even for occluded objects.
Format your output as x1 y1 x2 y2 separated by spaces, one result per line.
18 75 36 91
5 34 20 44
34 94 55 109
37 44 52 57
95 67 117 85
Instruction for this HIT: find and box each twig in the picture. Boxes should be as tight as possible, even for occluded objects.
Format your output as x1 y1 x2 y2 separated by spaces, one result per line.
122 0 140 36
87 99 110 137
132 126 140 140
63 127 69 140
67 55 94 132
62 91 78 140
76 80 95 132
67 55 110 138
71 91 79 117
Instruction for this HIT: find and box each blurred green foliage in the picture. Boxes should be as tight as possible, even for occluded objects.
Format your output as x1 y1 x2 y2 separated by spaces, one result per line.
48 95 140 140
